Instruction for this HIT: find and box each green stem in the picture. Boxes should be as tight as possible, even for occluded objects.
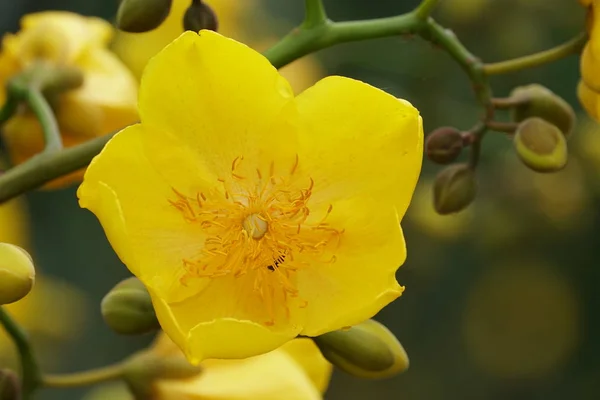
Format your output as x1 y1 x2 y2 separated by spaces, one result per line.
486 120 519 133
25 88 63 153
303 0 328 29
43 363 125 388
0 307 42 399
491 96 528 109
264 13 421 68
420 19 493 115
414 0 441 20
0 130 117 203
483 32 587 75
0 92 18 125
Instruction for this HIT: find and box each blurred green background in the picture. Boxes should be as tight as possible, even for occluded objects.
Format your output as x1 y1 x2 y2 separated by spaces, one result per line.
1 0 599 399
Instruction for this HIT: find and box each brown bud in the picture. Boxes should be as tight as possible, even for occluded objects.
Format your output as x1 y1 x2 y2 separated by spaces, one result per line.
513 117 568 173
183 0 218 32
0 369 20 400
433 164 477 214
509 84 576 137
425 127 464 164
117 0 172 33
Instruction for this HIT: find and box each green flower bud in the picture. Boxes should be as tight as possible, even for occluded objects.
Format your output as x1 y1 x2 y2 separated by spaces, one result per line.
0 369 19 400
313 319 409 379
183 0 219 32
510 84 576 137
124 349 203 398
513 117 567 173
433 163 477 214
101 277 159 335
425 127 464 164
117 0 173 33
0 243 35 305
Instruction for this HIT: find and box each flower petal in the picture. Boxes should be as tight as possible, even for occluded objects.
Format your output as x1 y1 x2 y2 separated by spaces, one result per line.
151 273 305 363
78 124 216 303
138 30 296 178
56 48 138 138
298 197 405 336
295 76 423 219
5 12 112 65
578 80 600 121
280 338 332 393
155 346 322 400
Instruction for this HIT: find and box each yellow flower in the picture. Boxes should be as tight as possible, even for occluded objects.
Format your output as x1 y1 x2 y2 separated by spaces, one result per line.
112 0 323 94
84 334 331 400
78 31 423 363
578 0 600 120
0 12 138 188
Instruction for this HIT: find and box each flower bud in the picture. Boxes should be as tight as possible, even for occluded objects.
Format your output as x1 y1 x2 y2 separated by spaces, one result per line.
0 369 19 400
0 243 35 305
313 319 409 379
117 0 173 33
509 84 576 137
513 117 567 173
425 127 464 164
124 348 203 398
101 277 159 335
183 0 219 32
433 163 477 214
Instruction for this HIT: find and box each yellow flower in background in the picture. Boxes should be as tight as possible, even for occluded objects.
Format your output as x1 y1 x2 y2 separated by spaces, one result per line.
0 197 29 251
84 334 332 400
112 0 323 94
79 31 423 363
0 12 138 188
578 0 600 120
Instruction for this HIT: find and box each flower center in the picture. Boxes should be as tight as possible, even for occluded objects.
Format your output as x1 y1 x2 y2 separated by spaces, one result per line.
168 155 344 325
243 213 268 240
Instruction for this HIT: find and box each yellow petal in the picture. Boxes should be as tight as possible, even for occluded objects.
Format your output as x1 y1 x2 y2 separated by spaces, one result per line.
280 338 332 393
138 30 296 178
294 76 423 218
5 12 112 65
578 80 600 121
56 48 138 138
582 4 600 91
155 348 322 400
297 197 405 336
78 124 215 303
151 290 298 364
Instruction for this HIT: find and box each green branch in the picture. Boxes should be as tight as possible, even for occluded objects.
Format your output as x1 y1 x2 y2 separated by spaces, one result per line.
0 0 580 201
25 88 63 153
0 131 116 203
413 0 441 20
43 362 125 388
303 0 328 29
264 13 421 68
0 307 42 399
483 32 587 75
